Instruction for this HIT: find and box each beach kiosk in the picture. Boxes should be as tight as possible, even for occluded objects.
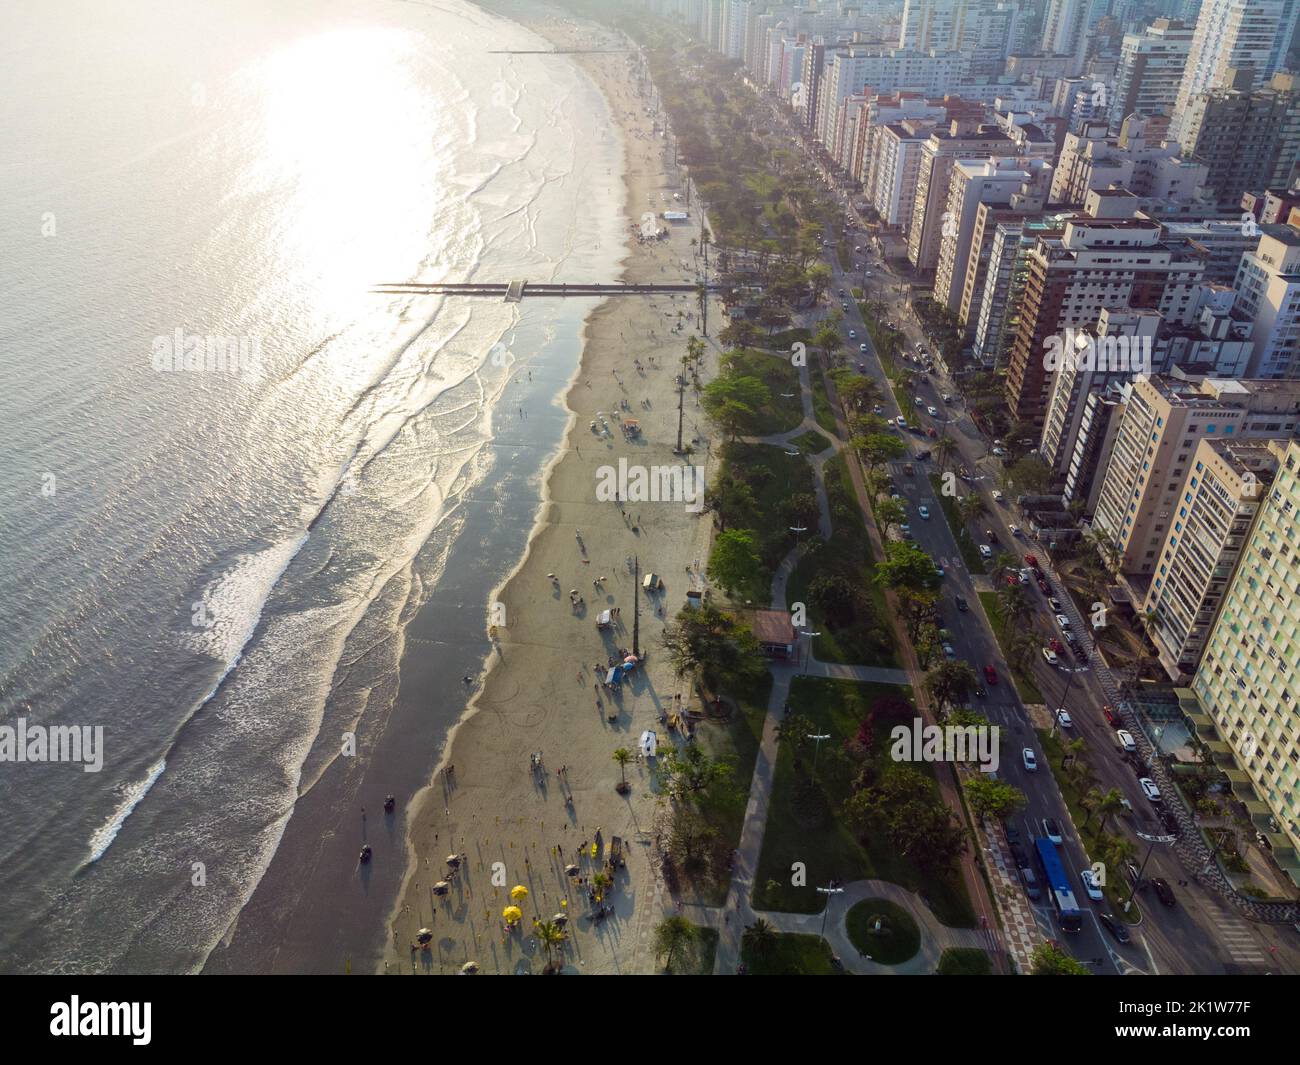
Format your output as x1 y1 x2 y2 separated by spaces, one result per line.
604 667 621 686
639 730 657 758
597 609 612 629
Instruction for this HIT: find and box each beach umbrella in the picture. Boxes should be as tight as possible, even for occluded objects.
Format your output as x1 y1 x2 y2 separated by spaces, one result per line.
460 962 479 974
433 880 450 895
553 913 569 926
570 589 578 595
510 885 529 903
547 573 556 578
417 928 433 944
445 854 461 867
503 905 523 925
565 864 579 877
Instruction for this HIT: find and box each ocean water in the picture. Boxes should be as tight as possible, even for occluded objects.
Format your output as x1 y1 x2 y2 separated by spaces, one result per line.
0 0 626 972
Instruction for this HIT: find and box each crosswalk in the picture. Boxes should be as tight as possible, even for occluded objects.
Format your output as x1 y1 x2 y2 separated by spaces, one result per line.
1217 915 1267 967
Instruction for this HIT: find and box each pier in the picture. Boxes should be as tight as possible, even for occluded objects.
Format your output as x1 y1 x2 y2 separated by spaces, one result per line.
372 280 716 301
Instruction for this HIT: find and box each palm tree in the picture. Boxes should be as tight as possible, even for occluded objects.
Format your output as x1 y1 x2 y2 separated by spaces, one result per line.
1062 738 1086 766
742 918 777 960
532 919 567 972
592 870 613 902
1095 788 1127 834
1102 834 1137 873
933 434 958 472
613 747 632 794
957 492 986 526
653 916 698 973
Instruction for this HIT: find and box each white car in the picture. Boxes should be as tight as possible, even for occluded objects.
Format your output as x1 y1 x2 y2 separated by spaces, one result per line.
1055 708 1073 729
873 405 884 415
896 415 907 428
859 343 868 353
1042 647 1059 665
1022 748 1037 772
1116 729 1137 753
1055 614 1071 629
1139 778 1162 803
991 446 1007 457
943 642 956 660
914 396 923 406
1080 868 1104 901
848 330 857 339
927 405 938 416
991 489 1004 502
1017 569 1032 585
1009 524 1022 537
918 505 930 519
978 544 993 559
1041 817 1064 845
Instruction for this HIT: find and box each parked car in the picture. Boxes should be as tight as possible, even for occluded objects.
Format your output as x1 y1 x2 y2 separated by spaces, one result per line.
1047 596 1062 612
1055 614 1071 629
1098 911 1130 944
1009 524 1022 537
1139 777 1162 802
991 489 1004 502
1055 708 1073 728
1037 578 1050 594
1041 817 1063 845
1018 864 1042 901
1080 868 1104 901
1151 877 1177 907
1024 554 1037 567
1017 569 1032 585
991 446 1007 457
984 665 998 684
1102 706 1119 727
1049 638 1065 654
1116 729 1137 753
1042 647 1059 665
955 596 969 612
979 544 993 559
1022 747 1037 771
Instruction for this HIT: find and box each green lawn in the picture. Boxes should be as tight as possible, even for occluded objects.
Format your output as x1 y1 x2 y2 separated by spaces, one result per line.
789 430 831 455
752 677 975 927
937 947 992 975
742 931 846 975
722 348 804 436
978 591 1045 704
929 474 988 574
711 441 816 604
846 899 920 964
785 453 896 667
663 924 719 974
811 359 839 435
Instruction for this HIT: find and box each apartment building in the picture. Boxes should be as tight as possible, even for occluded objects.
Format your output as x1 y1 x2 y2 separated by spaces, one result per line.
1111 17 1195 127
1145 438 1280 681
1191 437 1300 880
1233 226 1300 378
1092 375 1300 575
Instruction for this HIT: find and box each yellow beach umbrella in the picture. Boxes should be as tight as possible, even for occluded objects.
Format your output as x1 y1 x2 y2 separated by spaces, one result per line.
502 905 522 925
510 885 529 903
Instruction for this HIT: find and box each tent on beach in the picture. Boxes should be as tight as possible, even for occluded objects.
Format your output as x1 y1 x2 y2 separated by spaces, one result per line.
638 730 657 758
605 667 621 686
597 609 612 628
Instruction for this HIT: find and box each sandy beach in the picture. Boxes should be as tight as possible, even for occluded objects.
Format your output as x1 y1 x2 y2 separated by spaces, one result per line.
384 1 721 974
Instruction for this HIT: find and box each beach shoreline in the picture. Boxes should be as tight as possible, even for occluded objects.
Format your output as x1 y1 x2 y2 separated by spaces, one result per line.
382 1 721 974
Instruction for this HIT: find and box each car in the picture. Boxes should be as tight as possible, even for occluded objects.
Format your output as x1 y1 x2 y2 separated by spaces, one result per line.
1055 708 1073 729
979 544 993 559
1047 596 1062 612
873 404 884 415
1042 647 1059 665
1115 729 1137 753
916 449 932 460
918 504 930 519
914 396 923 406
991 489 1004 502
1017 569 1032 585
1004 824 1022 847
1151 877 1177 907
1005 573 1020 587
1041 817 1063 845
991 446 1007 456
1098 911 1130 944
1018 865 1042 901
942 642 956 660
942 394 952 403
1139 777 1162 803
1049 638 1065 654
972 684 986 698
1024 554 1038 567
984 665 998 684
837 289 846 297
927 405 938 416
1009 523 1022 537
854 245 862 253
925 426 938 438
984 528 998 543
1022 747 1037 771
848 330 857 339
1079 868 1104 902
1055 614 1071 629
899 523 912 538
896 415 907 427
955 596 969 612
934 564 945 578
1037 578 1050 594
1102 706 1119 727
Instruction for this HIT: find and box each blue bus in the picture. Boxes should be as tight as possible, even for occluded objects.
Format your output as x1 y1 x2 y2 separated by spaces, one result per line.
1034 837 1083 932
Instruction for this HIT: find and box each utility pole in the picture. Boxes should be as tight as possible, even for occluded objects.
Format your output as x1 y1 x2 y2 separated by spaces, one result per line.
633 555 641 658
674 361 686 454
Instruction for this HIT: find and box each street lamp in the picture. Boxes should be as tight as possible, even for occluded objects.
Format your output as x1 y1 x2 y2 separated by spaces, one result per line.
1052 666 1089 734
807 731 830 781
799 629 821 676
1122 829 1176 913
817 882 846 937
789 525 808 548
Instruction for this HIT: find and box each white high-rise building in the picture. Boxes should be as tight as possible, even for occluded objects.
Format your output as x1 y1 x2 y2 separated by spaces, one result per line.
1170 0 1300 144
